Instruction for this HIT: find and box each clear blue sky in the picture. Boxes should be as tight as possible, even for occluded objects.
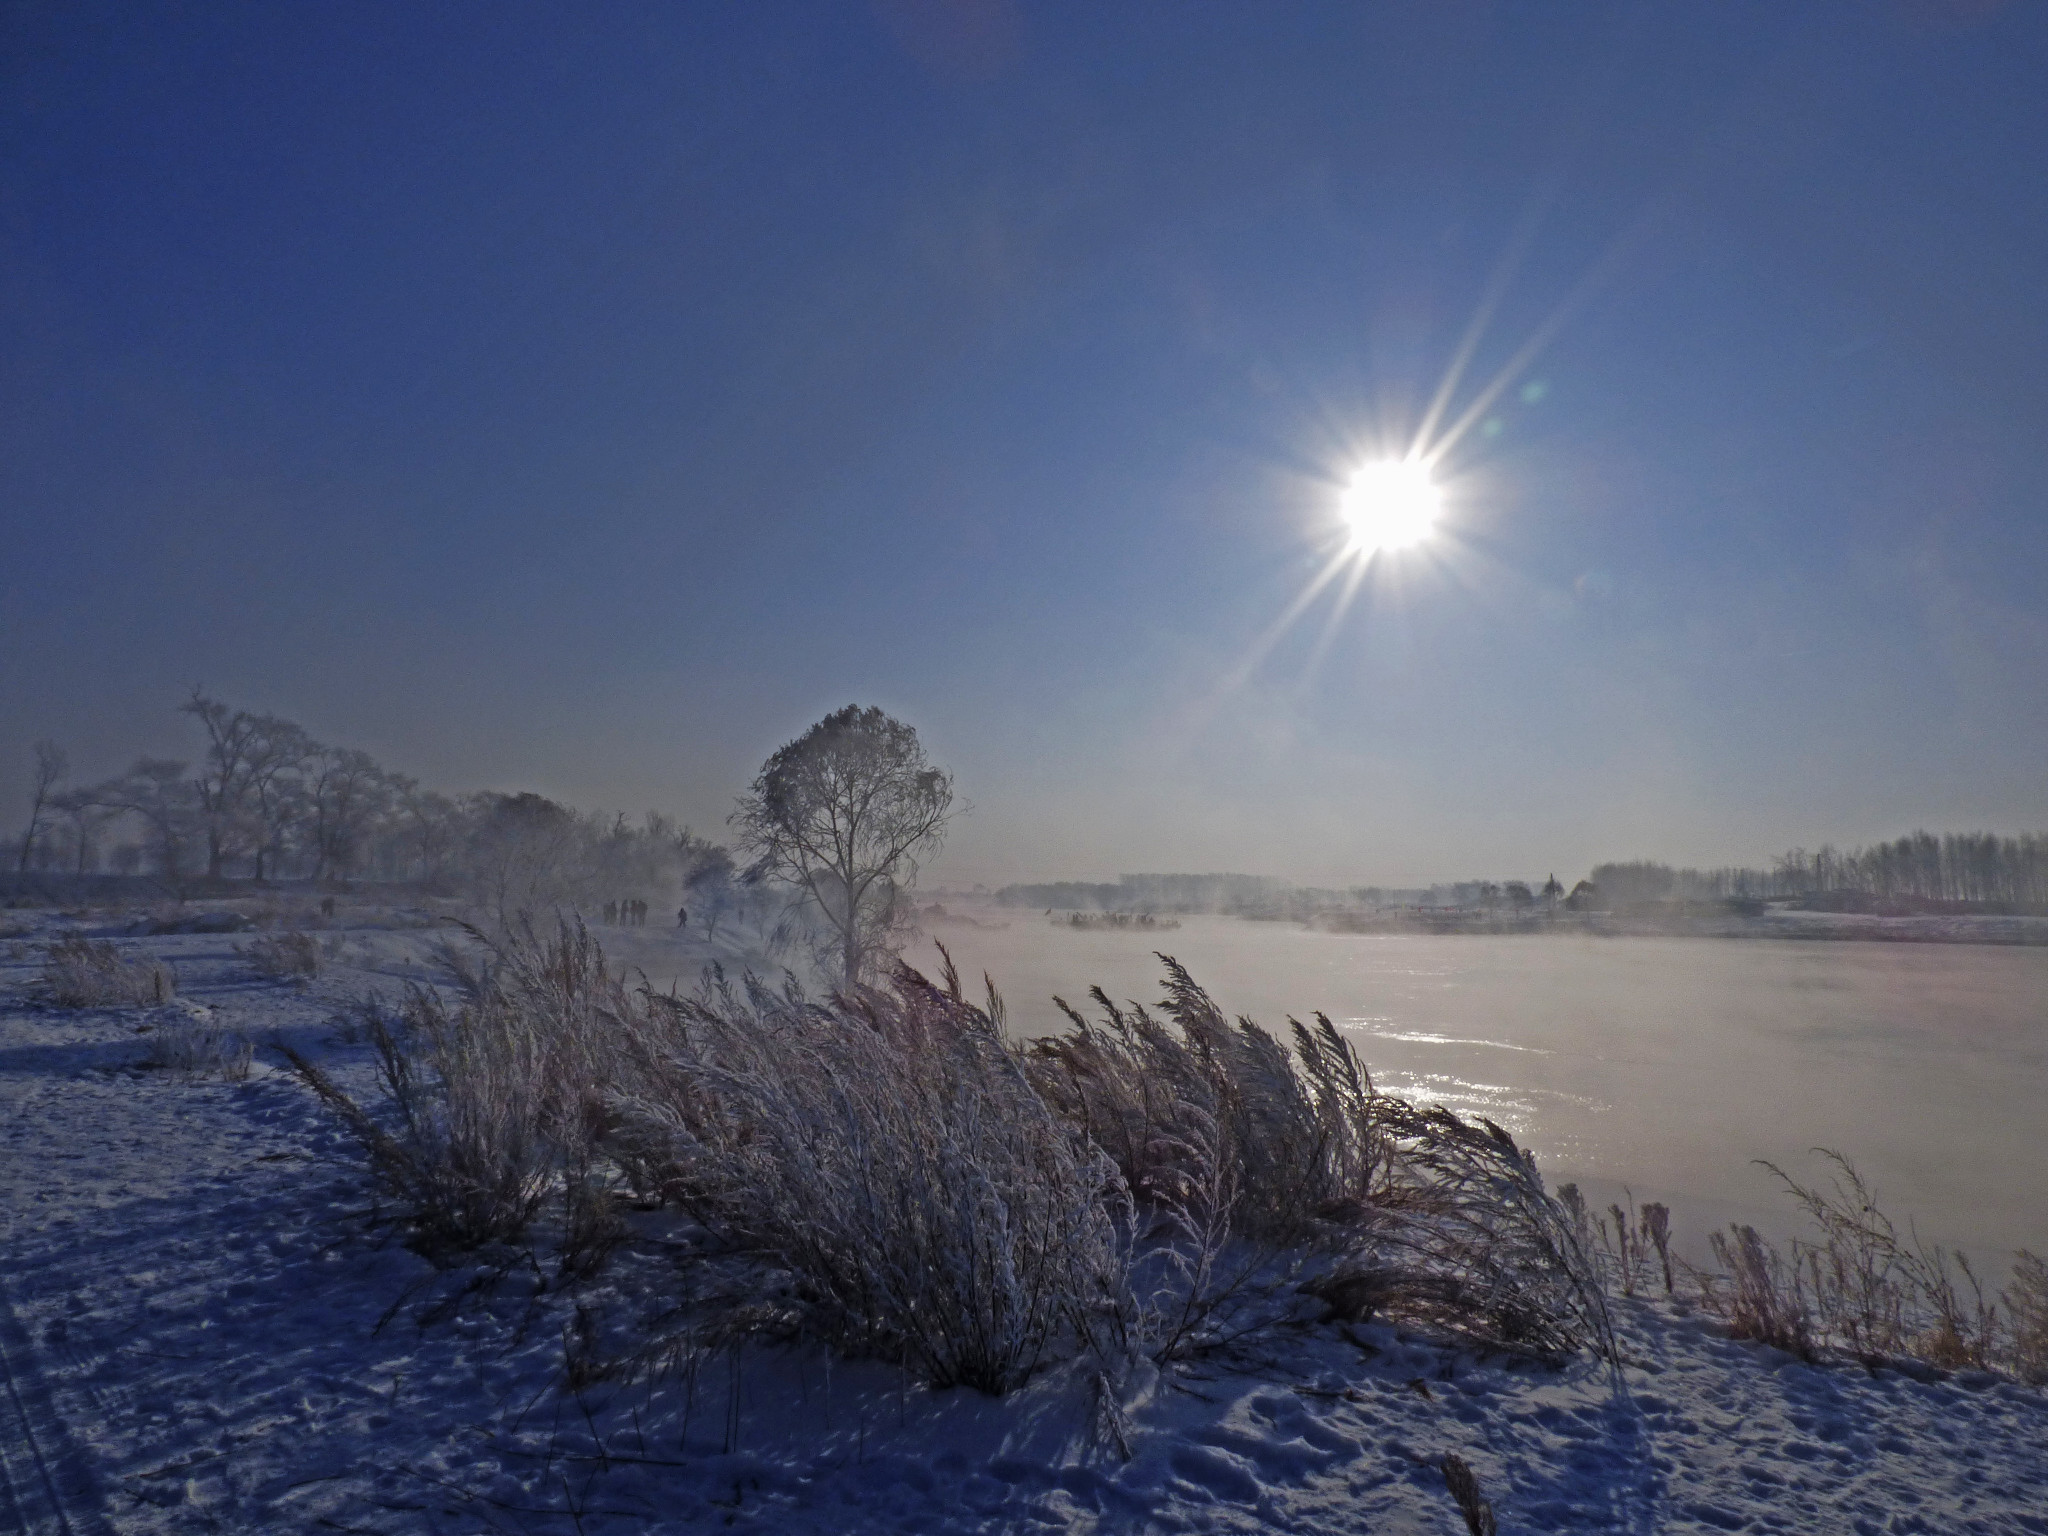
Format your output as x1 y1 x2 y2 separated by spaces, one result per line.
4 1 2044 886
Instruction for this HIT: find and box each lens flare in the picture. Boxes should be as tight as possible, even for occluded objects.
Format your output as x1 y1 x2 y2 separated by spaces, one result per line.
1341 460 1440 553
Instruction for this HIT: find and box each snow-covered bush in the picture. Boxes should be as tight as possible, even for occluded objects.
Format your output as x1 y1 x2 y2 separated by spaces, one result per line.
1026 958 1608 1363
282 919 652 1259
244 930 321 979
287 924 1613 1388
283 986 559 1256
608 962 1133 1393
141 1013 254 1080
39 933 175 1007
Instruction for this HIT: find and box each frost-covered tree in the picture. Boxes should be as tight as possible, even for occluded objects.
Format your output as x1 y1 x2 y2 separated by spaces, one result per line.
48 784 120 874
734 705 955 990
303 745 391 881
464 791 589 917
181 691 271 879
109 758 199 887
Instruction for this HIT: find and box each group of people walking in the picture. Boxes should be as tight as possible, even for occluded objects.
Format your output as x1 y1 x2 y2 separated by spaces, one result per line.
600 897 690 932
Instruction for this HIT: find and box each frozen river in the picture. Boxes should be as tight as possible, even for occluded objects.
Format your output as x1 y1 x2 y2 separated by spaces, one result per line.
915 912 2048 1264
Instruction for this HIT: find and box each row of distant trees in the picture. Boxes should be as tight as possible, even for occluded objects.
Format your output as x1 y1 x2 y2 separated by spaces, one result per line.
1592 831 2048 910
13 696 965 988
997 833 2048 923
11 691 746 925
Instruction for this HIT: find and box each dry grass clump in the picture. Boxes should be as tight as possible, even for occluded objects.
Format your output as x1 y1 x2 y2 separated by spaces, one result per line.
39 933 175 1008
1702 1224 1815 1358
1696 1151 2039 1378
244 930 322 980
282 983 573 1258
142 1015 255 1080
1572 1188 1673 1298
1027 959 1608 1363
609 961 1133 1393
2007 1252 2048 1385
282 919 655 1263
287 925 1611 1393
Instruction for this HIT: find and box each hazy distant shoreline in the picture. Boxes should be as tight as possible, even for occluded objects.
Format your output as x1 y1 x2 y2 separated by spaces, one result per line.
1301 909 2048 946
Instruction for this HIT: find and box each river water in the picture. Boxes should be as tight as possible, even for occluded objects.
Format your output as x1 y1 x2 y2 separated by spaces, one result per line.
918 913 2048 1263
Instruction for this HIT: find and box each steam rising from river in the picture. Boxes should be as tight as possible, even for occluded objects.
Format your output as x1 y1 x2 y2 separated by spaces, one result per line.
903 913 2048 1265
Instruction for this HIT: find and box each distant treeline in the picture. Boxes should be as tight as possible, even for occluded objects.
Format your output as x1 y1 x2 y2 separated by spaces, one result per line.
1000 831 2048 920
996 872 1435 919
1592 831 2048 910
9 693 750 921
998 873 1291 912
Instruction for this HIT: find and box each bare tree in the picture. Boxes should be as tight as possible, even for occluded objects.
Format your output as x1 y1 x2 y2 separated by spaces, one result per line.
181 691 272 879
49 784 120 874
244 716 314 882
463 790 590 917
682 840 740 941
733 705 955 990
396 785 464 888
110 758 199 888
303 745 390 881
16 739 68 873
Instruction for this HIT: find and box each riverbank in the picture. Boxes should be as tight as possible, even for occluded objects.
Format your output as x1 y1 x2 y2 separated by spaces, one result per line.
2 909 2044 1533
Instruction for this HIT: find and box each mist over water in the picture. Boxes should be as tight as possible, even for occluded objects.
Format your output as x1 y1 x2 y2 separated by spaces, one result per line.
908 914 2048 1263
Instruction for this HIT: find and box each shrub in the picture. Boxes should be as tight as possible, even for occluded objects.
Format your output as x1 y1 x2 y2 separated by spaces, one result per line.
286 926 1614 1391
2006 1252 2048 1385
282 986 558 1258
1697 1152 2032 1378
142 1015 254 1080
244 931 321 980
1026 958 1608 1363
1701 1225 1814 1359
39 934 175 1008
281 919 649 1259
608 961 1133 1393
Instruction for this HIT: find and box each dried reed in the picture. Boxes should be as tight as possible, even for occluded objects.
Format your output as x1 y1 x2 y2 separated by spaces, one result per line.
244 930 322 979
39 933 175 1008
1696 1151 2037 1378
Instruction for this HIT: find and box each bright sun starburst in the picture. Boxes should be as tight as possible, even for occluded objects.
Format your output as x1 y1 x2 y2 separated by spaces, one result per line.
1340 459 1440 554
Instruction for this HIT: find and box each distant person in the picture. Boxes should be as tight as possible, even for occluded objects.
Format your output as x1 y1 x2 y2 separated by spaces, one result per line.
676 905 688 932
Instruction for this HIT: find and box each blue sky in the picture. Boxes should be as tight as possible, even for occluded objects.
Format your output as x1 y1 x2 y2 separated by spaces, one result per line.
4 1 2044 885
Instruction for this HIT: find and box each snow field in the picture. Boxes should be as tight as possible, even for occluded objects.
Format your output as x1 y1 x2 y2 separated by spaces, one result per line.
0 911 2043 1533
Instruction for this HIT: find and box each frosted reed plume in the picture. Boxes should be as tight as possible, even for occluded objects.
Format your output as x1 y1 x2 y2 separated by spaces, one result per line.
1695 1150 2044 1380
39 932 175 1008
288 925 1611 1390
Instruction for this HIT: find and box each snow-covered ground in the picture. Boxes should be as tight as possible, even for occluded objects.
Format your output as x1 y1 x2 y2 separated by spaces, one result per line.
1 907 2043 1533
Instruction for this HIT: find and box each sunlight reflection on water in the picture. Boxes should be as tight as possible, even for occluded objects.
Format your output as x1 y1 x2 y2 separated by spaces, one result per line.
911 912 2048 1259
1359 1026 1553 1053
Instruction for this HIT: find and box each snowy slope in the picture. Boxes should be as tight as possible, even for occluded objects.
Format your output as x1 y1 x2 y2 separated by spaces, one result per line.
1 911 2043 1534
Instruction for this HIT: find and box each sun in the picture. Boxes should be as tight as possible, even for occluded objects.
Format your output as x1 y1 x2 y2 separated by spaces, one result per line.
1340 459 1440 553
